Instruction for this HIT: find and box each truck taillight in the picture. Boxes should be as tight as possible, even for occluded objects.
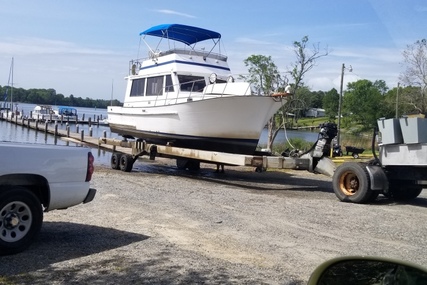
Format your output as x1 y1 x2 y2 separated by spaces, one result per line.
86 152 95 182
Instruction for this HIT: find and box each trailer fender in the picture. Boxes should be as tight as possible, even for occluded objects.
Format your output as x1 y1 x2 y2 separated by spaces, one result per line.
365 165 388 191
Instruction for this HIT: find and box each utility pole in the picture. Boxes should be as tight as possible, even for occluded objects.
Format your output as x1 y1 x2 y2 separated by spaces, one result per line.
337 63 345 147
395 82 400 118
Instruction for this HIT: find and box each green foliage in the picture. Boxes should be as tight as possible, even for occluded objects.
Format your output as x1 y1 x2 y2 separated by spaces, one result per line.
322 88 339 120
342 80 386 130
242 55 283 95
0 85 122 108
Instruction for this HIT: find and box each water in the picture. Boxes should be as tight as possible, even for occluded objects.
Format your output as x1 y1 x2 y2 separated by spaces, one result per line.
0 103 119 166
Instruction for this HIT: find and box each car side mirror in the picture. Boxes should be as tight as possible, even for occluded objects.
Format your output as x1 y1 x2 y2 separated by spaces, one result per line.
308 256 427 285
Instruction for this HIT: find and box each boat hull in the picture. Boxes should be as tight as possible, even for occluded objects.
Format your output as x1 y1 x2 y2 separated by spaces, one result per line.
108 96 282 154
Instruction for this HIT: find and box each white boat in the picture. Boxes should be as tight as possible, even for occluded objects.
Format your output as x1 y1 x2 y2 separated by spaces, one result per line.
32 105 59 121
108 24 287 154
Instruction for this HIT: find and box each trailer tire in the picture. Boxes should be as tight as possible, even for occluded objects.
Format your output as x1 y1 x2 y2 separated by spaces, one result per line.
120 154 134 172
332 162 376 203
187 160 200 171
111 153 122 170
0 186 43 255
176 158 188 170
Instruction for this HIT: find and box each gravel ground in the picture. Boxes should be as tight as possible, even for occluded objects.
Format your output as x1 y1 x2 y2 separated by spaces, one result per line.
2 158 427 284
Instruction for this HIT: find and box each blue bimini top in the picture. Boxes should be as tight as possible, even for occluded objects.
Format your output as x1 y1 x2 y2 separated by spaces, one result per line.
140 24 221 46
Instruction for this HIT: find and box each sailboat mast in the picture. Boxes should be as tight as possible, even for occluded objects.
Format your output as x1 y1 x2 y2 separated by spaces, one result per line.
10 57 14 112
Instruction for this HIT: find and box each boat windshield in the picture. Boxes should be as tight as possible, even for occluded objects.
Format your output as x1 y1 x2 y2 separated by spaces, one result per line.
177 75 206 92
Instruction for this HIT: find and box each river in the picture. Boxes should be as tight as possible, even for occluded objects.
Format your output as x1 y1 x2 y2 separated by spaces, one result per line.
2 103 363 167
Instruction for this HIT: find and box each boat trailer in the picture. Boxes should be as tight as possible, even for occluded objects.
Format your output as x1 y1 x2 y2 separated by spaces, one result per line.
99 118 427 204
98 123 337 177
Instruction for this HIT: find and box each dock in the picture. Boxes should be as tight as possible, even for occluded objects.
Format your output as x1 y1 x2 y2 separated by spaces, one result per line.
0 112 123 154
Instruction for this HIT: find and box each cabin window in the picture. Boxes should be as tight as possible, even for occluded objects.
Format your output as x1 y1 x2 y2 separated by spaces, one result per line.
130 78 145 97
177 75 205 92
147 76 164 96
165 75 174 93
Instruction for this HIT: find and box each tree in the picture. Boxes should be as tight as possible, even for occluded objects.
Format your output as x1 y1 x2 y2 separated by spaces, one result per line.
342 80 385 130
242 37 328 151
322 88 340 120
289 36 329 95
400 39 427 114
242 55 283 95
242 55 284 151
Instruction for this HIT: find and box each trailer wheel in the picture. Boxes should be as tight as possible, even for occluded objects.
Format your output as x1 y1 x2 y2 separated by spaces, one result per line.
332 162 376 203
120 154 134 172
176 158 200 171
176 158 188 170
384 186 422 201
111 153 122 170
0 186 43 255
187 160 200 171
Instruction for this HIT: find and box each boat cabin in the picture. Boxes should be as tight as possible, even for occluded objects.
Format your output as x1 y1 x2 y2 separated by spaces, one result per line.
123 24 251 108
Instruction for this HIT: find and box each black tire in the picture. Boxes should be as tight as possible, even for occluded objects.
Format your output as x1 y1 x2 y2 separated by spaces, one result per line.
111 153 122 170
176 158 189 170
384 184 423 201
187 160 200 171
0 186 43 255
332 162 376 203
119 154 134 172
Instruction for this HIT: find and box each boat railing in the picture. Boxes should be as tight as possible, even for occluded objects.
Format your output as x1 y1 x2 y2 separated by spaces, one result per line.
129 48 228 75
158 48 227 61
151 78 252 106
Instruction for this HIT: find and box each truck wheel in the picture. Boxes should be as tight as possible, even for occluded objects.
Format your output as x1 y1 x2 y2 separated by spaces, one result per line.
111 153 122 170
384 186 422 201
120 154 134 172
0 186 43 255
332 162 376 203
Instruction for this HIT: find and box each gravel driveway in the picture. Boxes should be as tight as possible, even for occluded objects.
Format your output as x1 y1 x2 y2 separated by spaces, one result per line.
2 158 427 284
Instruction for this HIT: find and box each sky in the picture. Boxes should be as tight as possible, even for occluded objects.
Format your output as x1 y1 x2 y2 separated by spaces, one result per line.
0 0 426 101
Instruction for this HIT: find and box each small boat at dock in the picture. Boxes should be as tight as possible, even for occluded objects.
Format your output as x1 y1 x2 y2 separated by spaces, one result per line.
32 105 59 121
107 24 288 154
54 106 78 121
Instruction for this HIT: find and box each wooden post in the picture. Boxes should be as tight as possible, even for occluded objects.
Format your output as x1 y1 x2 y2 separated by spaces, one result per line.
89 127 93 137
76 124 80 134
67 125 70 137
88 117 92 127
44 122 48 133
80 130 84 141
54 123 58 137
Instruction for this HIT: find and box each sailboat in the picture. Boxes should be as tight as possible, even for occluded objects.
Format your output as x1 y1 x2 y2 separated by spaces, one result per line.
2 57 21 119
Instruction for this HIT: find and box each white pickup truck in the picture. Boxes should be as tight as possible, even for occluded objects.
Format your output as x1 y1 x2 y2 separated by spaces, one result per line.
0 141 96 255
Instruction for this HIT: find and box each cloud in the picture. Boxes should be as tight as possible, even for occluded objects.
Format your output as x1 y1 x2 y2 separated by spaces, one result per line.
155 9 196 18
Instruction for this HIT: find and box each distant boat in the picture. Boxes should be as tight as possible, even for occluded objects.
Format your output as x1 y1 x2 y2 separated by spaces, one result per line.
2 57 23 119
54 106 78 120
107 24 288 154
32 105 59 121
